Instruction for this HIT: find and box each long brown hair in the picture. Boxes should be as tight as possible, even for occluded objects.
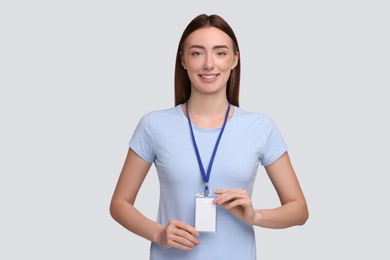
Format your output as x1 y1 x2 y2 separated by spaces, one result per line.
174 14 241 107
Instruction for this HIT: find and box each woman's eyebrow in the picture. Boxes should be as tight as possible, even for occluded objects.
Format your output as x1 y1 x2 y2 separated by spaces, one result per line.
188 44 229 50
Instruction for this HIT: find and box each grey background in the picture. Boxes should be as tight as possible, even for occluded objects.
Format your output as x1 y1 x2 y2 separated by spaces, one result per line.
1 0 389 259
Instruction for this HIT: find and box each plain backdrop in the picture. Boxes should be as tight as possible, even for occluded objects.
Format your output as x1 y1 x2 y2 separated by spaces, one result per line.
1 1 389 259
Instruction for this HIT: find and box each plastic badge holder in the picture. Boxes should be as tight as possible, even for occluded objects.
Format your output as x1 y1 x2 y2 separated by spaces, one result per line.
195 193 216 232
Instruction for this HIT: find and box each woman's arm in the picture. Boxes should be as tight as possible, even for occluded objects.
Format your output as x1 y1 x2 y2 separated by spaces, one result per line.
110 148 199 250
214 152 308 229
254 152 309 228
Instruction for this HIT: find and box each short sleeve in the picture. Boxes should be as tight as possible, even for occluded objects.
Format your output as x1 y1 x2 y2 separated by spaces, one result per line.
259 115 288 166
128 113 155 164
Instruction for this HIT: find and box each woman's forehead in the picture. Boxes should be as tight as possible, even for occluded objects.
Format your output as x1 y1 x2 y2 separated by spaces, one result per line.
183 27 234 48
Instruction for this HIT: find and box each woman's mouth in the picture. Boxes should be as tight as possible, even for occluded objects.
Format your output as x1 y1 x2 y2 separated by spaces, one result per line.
199 74 218 80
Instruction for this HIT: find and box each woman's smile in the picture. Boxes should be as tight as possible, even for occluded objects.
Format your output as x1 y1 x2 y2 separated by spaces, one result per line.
199 73 219 81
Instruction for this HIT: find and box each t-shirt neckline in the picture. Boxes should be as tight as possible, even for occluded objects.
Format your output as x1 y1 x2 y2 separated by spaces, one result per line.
177 104 237 132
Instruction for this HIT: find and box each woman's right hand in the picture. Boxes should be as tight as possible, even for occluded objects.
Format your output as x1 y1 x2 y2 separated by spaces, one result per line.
157 220 200 251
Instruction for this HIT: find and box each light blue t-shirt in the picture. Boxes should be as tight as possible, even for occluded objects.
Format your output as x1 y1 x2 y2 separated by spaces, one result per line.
129 105 287 260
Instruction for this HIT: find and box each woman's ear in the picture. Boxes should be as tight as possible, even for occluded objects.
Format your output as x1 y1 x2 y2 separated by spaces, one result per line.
231 51 239 70
180 51 187 70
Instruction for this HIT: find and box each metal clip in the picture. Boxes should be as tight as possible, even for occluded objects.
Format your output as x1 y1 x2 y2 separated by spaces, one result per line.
204 183 209 197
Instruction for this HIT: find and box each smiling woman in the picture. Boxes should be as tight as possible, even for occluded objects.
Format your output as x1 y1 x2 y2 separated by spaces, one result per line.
110 13 308 260
180 27 239 105
174 14 241 108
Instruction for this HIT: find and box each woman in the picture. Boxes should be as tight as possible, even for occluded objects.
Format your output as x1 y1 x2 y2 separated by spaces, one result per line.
110 14 308 259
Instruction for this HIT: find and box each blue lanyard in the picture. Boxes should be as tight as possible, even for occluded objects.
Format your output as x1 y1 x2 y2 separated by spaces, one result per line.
186 102 231 196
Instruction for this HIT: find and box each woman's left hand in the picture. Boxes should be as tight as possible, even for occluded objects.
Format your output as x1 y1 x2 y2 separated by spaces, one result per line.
213 189 256 225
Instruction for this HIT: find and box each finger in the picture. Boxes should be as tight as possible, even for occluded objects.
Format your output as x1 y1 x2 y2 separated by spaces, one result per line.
216 190 250 206
214 192 239 205
173 221 200 237
213 189 235 195
171 231 199 248
168 220 200 247
224 198 251 210
165 223 199 250
167 239 195 251
173 228 200 245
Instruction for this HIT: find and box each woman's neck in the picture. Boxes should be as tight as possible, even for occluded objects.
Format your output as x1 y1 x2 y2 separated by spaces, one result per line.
183 93 233 128
187 94 229 117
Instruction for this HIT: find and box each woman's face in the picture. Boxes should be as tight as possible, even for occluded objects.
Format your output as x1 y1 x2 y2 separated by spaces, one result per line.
181 27 239 97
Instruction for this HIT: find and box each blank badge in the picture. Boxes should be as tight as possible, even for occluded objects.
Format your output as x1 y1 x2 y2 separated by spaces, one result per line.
195 196 216 232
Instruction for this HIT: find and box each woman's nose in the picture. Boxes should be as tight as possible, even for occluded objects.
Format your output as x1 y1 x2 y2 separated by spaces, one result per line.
203 54 214 70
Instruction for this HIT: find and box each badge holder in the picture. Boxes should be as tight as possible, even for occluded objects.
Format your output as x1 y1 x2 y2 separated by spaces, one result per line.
195 191 216 232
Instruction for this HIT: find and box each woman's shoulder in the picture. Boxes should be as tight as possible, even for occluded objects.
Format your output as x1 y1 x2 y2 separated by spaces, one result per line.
233 107 285 143
234 106 275 124
139 105 182 124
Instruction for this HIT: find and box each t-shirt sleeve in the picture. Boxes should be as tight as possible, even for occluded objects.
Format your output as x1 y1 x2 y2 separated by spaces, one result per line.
259 115 288 166
128 113 155 164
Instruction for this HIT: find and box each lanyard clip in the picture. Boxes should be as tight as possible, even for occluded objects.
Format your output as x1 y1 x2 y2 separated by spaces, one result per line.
204 183 209 197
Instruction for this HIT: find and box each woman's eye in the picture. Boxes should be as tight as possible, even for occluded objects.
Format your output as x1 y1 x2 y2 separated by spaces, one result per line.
216 51 226 56
191 51 202 56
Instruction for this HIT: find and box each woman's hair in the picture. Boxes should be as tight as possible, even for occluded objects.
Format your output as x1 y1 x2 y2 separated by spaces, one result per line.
174 14 241 107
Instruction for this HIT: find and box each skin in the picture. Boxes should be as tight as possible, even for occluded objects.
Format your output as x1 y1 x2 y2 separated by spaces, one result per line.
110 26 308 252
